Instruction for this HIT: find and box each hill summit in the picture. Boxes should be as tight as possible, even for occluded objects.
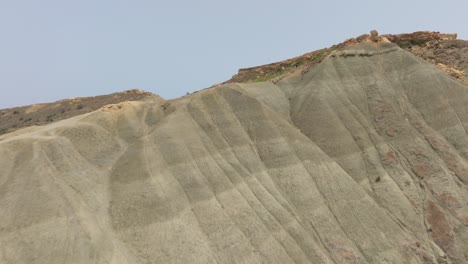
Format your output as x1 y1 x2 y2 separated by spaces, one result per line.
0 31 468 263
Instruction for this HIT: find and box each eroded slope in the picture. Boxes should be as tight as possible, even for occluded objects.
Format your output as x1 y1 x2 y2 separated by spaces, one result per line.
0 42 467 263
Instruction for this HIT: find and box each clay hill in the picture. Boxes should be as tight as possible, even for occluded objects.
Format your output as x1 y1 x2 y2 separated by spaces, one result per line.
0 31 468 264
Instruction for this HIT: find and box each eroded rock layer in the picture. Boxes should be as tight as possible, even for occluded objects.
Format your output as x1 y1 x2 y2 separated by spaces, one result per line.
0 42 467 263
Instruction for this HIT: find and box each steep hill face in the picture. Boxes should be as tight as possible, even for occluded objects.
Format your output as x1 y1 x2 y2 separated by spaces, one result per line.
279 42 468 263
1 41 468 263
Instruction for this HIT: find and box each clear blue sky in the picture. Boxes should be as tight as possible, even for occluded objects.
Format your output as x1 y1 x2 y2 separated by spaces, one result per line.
0 0 467 108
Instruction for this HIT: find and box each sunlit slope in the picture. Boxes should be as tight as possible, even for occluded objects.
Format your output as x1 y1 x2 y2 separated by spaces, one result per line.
0 42 467 263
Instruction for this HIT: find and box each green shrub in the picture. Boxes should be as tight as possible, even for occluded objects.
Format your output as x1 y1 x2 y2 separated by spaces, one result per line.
313 50 325 59
399 41 411 48
255 69 284 82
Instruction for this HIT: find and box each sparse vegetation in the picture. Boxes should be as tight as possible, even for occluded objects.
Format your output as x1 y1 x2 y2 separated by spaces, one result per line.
252 48 329 83
230 45 338 84
399 41 411 48
313 50 326 59
410 38 427 46
255 69 285 82
226 31 462 85
290 58 305 68
46 113 57 122
0 90 153 135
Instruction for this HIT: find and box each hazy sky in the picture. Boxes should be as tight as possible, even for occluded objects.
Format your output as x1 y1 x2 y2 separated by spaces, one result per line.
0 0 467 108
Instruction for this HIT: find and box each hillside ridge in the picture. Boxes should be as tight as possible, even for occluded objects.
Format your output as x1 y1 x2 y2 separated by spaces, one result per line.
1 31 467 136
226 31 466 84
1 37 468 263
0 89 156 136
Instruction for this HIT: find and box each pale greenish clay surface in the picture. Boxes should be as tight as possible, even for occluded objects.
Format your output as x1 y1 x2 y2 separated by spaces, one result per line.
0 42 467 263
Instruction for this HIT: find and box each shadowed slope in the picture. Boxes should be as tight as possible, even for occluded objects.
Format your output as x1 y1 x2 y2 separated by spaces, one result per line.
279 42 468 263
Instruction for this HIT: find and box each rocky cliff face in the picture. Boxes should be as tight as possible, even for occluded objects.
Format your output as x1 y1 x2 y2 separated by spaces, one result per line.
385 32 467 84
0 39 468 263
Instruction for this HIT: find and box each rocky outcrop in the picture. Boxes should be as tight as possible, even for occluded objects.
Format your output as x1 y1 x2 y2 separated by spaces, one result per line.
369 29 379 42
384 31 457 46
